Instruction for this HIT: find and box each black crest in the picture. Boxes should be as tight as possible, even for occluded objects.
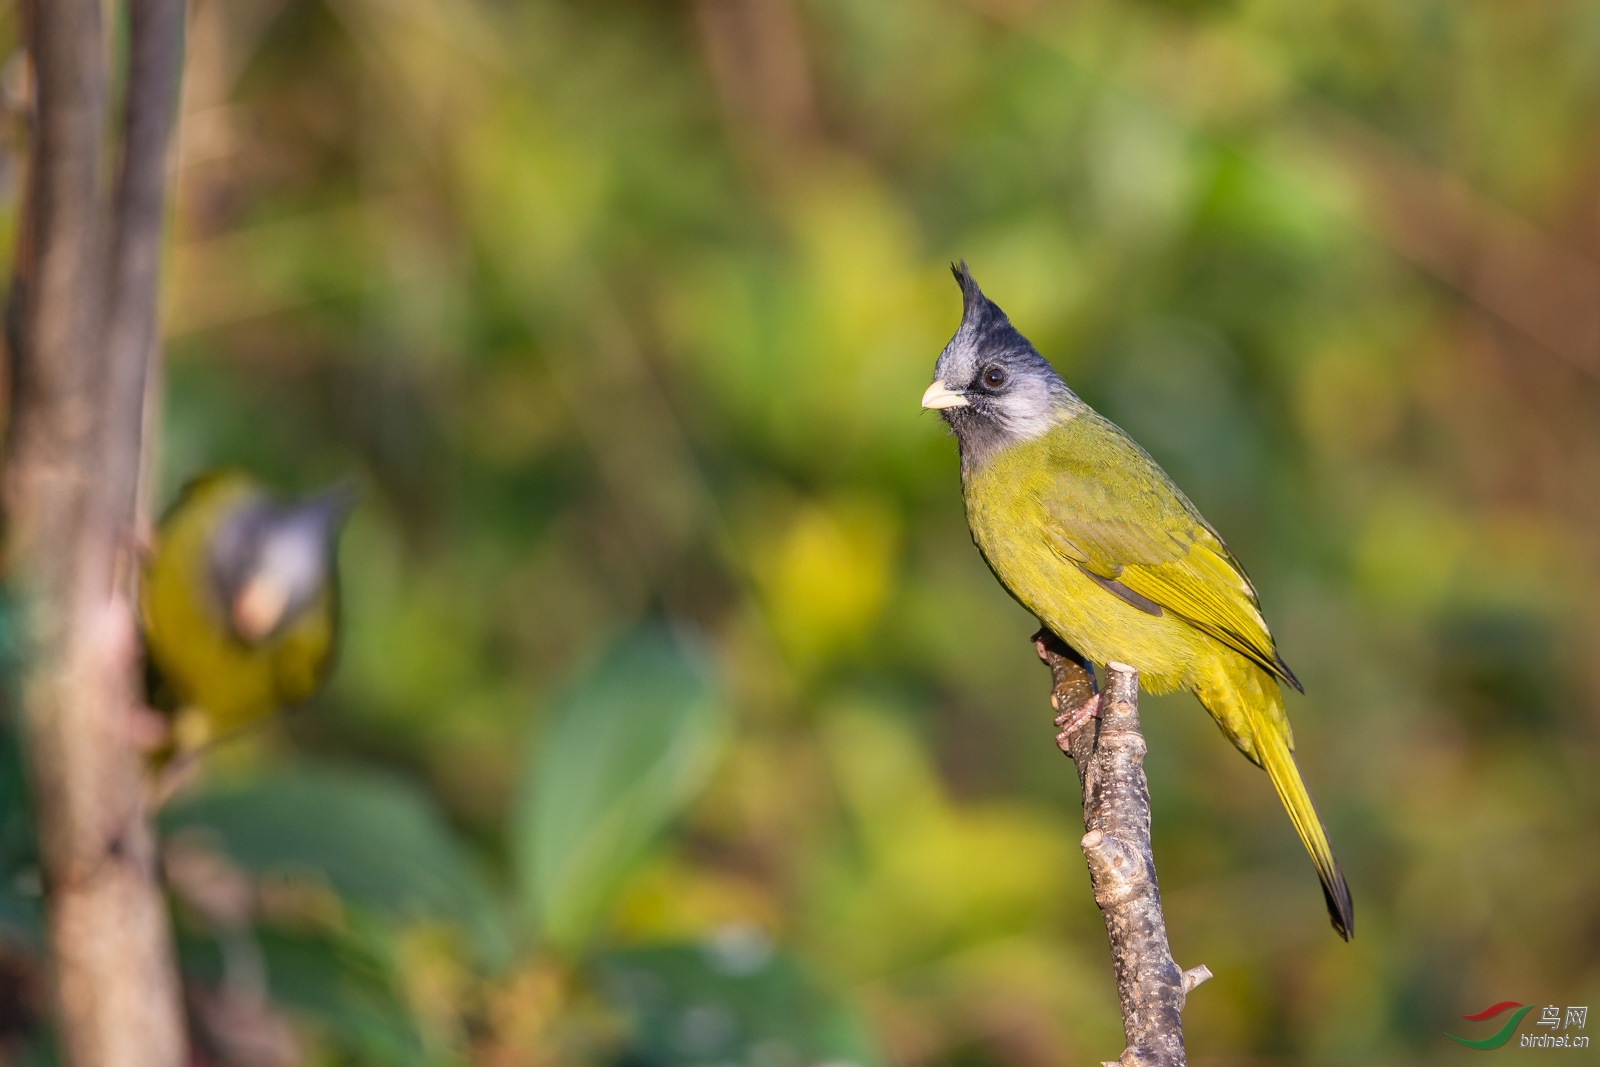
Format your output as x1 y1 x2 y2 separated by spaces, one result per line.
949 261 1031 359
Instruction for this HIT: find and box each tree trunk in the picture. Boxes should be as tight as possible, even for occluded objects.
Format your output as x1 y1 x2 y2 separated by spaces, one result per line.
4 2 188 1064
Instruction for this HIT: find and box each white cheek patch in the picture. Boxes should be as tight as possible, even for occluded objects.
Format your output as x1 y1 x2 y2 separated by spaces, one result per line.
268 531 321 585
994 382 1067 442
256 524 328 612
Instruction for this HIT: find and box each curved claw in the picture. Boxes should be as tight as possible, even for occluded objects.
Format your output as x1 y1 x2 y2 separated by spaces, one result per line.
1054 692 1102 749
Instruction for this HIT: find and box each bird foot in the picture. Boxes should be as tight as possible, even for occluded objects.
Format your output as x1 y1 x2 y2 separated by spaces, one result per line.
1054 691 1102 748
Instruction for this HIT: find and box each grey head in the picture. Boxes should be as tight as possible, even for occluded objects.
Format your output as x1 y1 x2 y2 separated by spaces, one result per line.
922 263 1079 471
209 483 356 644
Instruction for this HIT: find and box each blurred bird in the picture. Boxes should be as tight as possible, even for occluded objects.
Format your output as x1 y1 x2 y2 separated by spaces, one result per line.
141 471 354 748
923 264 1352 939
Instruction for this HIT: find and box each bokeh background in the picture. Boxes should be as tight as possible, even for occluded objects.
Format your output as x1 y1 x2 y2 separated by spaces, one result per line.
5 0 1600 1063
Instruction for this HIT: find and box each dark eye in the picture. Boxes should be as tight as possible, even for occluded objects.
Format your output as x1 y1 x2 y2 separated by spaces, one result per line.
983 365 1006 388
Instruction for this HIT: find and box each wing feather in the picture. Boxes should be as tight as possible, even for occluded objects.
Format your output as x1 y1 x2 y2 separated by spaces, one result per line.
1041 415 1300 690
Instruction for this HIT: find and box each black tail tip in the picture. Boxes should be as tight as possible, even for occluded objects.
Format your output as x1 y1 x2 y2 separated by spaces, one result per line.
1321 866 1354 941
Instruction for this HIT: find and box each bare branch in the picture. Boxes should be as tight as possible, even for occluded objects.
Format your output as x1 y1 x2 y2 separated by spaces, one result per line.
104 0 185 541
1034 631 1206 1067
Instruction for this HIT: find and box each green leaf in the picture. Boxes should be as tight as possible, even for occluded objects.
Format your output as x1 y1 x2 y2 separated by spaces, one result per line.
598 937 881 1067
257 924 427 1066
514 623 724 951
177 921 426 1067
163 765 508 964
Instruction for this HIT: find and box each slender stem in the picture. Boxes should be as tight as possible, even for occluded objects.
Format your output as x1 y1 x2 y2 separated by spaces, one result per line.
104 0 185 547
1034 630 1210 1067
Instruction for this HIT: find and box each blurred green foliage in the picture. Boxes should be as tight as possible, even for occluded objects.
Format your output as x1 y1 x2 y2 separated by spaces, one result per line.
515 625 725 953
3 0 1600 1063
163 765 508 963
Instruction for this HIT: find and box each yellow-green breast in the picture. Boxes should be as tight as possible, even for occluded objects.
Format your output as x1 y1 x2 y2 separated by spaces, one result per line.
960 413 1214 694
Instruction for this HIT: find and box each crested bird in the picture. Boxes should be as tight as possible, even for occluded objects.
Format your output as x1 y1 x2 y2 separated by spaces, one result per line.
141 471 353 747
923 263 1352 939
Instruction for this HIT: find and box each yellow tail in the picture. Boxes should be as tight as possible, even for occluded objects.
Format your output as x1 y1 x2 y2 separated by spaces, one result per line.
1197 660 1353 940
1256 722 1353 940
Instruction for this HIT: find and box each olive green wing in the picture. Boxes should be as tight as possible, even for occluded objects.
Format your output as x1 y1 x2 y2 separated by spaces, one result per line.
1040 415 1300 691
